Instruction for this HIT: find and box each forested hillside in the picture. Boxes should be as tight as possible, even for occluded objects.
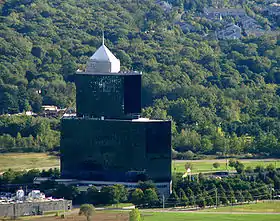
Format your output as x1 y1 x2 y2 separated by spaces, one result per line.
1 0 280 157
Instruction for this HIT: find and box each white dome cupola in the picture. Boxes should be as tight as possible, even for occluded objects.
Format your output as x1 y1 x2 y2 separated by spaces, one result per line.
85 35 120 73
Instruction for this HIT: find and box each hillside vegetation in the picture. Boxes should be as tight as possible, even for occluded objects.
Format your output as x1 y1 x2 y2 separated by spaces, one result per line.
0 0 280 157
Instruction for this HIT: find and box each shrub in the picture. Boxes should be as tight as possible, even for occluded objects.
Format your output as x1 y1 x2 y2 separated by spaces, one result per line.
213 162 220 169
185 150 195 160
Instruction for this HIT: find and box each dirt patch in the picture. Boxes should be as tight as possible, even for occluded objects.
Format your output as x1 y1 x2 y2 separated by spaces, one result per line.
22 212 129 221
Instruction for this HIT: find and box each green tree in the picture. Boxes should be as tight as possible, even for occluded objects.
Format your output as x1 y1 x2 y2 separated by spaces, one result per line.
178 188 188 207
138 181 155 191
53 185 79 200
129 208 142 221
86 186 100 205
167 189 179 207
213 162 220 169
204 191 214 206
143 188 159 207
244 190 253 203
235 190 244 203
15 132 26 148
131 188 144 206
218 185 228 205
234 161 245 174
113 184 128 204
2 169 16 184
196 196 206 208
228 159 236 168
0 134 15 150
186 188 195 206
100 186 116 204
229 187 236 205
79 204 95 221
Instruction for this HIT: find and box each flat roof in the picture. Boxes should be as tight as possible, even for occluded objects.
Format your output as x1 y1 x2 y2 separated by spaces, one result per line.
62 117 170 122
76 70 141 76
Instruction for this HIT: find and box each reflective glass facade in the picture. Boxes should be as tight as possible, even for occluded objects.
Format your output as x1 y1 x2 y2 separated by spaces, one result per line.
61 60 171 186
76 73 141 118
60 119 171 182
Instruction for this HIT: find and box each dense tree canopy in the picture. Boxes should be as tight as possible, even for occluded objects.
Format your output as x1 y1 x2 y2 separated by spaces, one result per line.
0 0 280 156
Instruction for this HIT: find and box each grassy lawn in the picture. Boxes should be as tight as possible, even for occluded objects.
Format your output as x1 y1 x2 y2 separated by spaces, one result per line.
0 153 59 172
0 152 279 176
203 201 280 213
142 212 280 221
173 159 280 174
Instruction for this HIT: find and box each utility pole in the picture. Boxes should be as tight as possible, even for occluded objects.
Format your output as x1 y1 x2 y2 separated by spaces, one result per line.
215 188 218 208
162 194 165 209
269 184 273 200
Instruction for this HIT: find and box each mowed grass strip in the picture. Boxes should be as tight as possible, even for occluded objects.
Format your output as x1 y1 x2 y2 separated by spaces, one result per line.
141 212 280 221
0 153 279 175
173 159 280 173
203 201 280 213
0 153 59 172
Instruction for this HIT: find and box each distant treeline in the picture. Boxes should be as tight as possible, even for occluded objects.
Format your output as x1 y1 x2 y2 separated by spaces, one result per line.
1 114 280 158
0 115 59 152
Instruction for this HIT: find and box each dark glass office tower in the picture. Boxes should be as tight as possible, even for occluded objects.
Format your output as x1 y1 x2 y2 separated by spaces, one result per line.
60 41 172 194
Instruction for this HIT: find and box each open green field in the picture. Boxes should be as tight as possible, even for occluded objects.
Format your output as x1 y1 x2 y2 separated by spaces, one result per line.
204 201 280 213
142 212 280 221
18 209 280 221
0 153 279 175
173 159 280 173
0 153 59 172
143 201 280 221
